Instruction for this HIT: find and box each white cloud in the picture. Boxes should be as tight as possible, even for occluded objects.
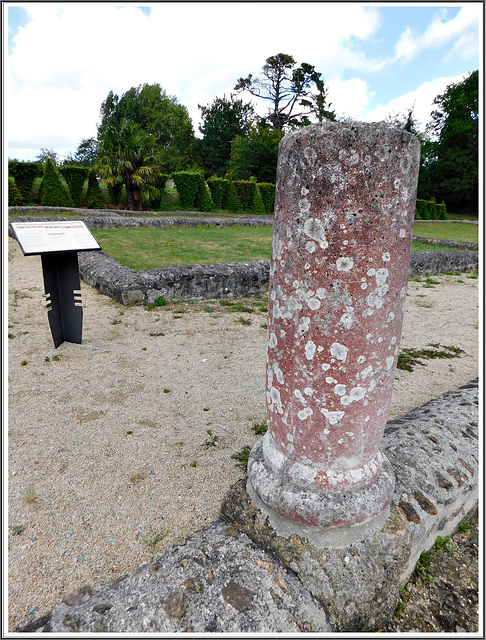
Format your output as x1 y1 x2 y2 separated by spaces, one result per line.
5 2 384 159
393 5 480 65
4 3 479 160
327 77 375 119
362 74 468 131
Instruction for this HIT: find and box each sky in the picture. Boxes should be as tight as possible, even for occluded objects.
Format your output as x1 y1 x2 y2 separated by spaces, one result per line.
3 1 483 162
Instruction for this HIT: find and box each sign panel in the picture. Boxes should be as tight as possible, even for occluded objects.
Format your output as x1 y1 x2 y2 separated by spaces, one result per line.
11 220 101 256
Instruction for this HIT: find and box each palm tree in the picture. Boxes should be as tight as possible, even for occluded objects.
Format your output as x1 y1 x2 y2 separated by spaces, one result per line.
96 120 162 210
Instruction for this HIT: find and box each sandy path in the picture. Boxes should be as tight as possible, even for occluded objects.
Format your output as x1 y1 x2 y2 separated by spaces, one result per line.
6 236 479 630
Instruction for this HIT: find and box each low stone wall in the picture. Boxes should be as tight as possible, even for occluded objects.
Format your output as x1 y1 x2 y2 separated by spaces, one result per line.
78 252 271 305
8 212 478 305
76 249 478 306
414 236 478 251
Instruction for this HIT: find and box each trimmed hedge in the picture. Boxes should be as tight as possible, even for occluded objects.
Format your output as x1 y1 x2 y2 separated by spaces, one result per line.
257 182 275 213
172 171 202 209
8 177 24 206
415 199 448 220
8 161 42 203
233 180 265 214
195 180 214 212
436 202 448 220
60 165 90 207
206 177 229 210
222 180 241 212
40 159 74 207
85 170 105 209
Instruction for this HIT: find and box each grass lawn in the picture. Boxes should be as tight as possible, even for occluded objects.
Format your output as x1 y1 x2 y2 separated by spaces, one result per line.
413 221 478 243
91 223 477 271
92 226 274 270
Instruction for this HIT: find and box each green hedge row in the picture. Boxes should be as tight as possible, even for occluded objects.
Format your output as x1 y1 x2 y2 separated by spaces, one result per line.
415 199 448 220
8 160 107 208
173 172 275 214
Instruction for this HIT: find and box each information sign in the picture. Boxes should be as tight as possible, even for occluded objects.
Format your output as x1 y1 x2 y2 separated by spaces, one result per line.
10 220 101 348
11 220 101 256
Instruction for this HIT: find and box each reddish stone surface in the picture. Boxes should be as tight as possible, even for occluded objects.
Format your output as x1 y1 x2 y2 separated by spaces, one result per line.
248 122 420 532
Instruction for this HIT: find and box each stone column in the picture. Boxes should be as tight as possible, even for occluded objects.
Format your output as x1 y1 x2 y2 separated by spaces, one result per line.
247 121 421 547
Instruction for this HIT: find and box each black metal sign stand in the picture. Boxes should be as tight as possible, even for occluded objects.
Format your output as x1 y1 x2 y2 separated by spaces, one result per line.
41 252 84 348
10 220 102 349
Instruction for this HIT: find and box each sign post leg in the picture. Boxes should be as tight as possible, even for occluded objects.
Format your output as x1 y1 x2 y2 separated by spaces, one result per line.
41 252 83 348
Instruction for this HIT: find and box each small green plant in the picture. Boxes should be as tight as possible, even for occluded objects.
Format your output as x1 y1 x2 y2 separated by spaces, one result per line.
397 344 464 372
253 421 268 436
237 316 252 326
145 296 169 310
10 524 26 536
394 599 406 617
231 445 252 469
149 331 165 337
146 529 168 550
458 517 476 533
416 551 434 580
424 277 440 287
163 388 171 393
468 270 478 279
8 333 15 339
190 460 198 468
202 429 219 447
20 360 28 366
433 535 453 553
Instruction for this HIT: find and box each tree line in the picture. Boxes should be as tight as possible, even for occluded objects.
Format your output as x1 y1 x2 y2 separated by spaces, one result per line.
9 54 478 214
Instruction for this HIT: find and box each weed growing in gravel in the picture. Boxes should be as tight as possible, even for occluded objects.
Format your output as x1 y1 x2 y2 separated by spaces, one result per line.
202 430 219 447
10 524 26 536
146 528 168 550
231 445 252 469
423 277 440 288
22 488 40 508
416 551 434 580
20 360 28 366
253 421 268 436
397 344 464 372
458 517 476 533
145 296 169 310
433 535 454 553
237 316 252 325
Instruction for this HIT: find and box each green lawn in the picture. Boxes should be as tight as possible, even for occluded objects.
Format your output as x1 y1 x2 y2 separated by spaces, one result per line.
413 221 478 243
92 226 274 270
91 222 476 271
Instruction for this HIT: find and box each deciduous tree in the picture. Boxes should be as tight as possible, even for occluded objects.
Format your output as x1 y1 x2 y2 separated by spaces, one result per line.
97 84 198 174
419 71 478 213
198 95 256 177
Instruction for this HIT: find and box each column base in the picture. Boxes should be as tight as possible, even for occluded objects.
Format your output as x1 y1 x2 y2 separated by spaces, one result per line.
246 434 395 549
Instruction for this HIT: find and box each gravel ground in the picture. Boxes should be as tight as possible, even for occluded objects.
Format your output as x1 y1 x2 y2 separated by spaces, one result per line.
6 236 479 632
